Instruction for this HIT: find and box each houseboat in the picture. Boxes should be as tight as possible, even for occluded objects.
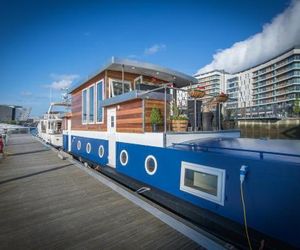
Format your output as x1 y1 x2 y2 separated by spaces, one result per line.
62 57 300 249
38 102 70 147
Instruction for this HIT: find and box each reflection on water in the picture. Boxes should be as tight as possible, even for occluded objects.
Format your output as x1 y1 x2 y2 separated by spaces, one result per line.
237 121 300 140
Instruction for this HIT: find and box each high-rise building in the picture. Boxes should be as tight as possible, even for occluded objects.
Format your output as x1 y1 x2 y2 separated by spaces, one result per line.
251 46 300 118
194 70 231 106
225 46 300 119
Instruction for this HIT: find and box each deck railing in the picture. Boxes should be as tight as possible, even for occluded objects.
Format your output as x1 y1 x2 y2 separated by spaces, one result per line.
139 84 229 133
172 142 300 160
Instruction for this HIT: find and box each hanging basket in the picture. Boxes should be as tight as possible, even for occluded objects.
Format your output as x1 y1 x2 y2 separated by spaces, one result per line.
189 90 205 98
216 94 229 103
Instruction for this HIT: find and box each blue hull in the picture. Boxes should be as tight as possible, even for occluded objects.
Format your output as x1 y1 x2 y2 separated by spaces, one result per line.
67 134 300 248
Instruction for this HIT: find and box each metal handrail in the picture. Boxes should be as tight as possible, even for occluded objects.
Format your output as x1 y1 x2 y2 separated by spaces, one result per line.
172 142 300 160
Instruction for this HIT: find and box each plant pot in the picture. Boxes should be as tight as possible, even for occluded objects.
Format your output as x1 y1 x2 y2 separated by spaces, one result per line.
171 120 188 132
189 90 205 98
202 112 214 131
152 124 158 132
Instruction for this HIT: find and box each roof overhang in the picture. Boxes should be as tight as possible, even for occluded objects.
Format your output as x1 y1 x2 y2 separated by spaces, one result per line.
70 57 197 93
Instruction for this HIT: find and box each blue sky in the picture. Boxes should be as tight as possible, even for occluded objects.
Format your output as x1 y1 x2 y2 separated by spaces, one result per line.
0 0 292 116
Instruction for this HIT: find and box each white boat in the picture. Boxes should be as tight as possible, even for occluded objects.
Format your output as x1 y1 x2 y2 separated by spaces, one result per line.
37 102 70 148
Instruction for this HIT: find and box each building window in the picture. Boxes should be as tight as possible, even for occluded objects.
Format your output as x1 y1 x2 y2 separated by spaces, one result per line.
96 80 104 123
77 140 81 151
89 85 95 123
86 142 91 154
82 90 87 123
145 155 157 175
109 79 131 97
120 150 128 166
180 162 225 206
98 145 104 158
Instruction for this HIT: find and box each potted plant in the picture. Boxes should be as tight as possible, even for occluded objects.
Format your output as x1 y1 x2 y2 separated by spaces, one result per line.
170 104 189 132
189 86 205 98
150 107 162 132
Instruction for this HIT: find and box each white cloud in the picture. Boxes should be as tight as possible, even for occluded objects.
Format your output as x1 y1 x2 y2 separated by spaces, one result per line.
197 0 300 74
46 74 79 90
144 44 166 55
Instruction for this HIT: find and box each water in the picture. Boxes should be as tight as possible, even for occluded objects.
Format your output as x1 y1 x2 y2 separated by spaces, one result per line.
238 122 300 140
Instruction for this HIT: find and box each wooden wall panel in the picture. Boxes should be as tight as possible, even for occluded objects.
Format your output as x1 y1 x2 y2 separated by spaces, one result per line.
144 99 170 132
115 99 143 133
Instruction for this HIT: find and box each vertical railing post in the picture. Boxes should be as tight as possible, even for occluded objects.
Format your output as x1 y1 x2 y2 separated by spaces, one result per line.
194 98 197 132
164 85 167 133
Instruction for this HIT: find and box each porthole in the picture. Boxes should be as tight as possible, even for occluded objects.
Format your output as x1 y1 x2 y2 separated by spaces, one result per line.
86 142 91 154
120 150 128 166
145 155 157 175
98 145 104 158
77 140 81 150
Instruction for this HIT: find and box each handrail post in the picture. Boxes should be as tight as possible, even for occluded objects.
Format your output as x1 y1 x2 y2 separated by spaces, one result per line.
164 85 167 133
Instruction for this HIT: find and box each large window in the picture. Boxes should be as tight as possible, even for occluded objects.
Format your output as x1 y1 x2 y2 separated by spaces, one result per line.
96 80 104 123
109 79 131 97
180 162 225 205
82 85 95 124
82 89 87 123
89 85 94 123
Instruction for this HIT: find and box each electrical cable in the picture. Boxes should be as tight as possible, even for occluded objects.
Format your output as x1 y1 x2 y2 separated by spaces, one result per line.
240 181 253 250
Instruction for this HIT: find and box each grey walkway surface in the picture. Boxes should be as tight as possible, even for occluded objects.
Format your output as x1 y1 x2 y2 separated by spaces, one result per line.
0 134 201 250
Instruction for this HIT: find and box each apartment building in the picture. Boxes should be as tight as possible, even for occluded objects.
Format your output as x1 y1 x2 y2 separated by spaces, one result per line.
251 46 300 118
225 46 300 118
194 70 230 101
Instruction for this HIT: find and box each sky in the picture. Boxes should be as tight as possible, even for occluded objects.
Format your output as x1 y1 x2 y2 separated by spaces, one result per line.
0 0 295 116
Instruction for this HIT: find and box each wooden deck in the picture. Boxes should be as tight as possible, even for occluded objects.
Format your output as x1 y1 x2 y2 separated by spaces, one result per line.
0 134 204 249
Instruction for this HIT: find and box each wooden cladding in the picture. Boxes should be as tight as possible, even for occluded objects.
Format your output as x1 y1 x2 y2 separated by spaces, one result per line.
116 99 143 133
71 90 107 131
144 99 169 132
70 69 170 133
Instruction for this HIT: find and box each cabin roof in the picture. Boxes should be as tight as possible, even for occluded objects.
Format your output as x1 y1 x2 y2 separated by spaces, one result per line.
70 57 197 93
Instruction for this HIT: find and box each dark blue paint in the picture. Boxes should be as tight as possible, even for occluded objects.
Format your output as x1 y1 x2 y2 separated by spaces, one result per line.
116 142 300 248
63 134 68 151
70 135 108 166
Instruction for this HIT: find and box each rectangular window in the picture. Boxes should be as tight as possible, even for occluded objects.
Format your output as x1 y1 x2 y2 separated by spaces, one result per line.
89 85 94 123
109 79 131 97
97 80 104 123
82 89 87 123
180 162 225 205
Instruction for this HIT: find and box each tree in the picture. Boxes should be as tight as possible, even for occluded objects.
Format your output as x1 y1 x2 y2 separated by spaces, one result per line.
293 97 300 117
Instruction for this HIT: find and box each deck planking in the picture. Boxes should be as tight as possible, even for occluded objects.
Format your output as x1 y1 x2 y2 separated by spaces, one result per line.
0 134 202 250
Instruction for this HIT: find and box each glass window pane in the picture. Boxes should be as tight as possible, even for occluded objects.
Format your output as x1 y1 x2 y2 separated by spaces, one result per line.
82 90 87 122
97 82 103 122
184 169 218 196
124 83 131 93
89 86 94 122
111 115 115 127
113 81 123 96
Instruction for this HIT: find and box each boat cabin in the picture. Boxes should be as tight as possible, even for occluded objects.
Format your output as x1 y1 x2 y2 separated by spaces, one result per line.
67 58 239 150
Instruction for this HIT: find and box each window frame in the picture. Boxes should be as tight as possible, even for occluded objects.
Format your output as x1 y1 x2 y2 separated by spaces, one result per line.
109 78 132 98
88 84 95 124
82 89 88 124
180 161 225 206
82 84 96 125
144 155 158 175
96 79 105 124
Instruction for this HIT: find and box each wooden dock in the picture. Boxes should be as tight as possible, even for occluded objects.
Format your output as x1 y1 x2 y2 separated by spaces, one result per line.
0 134 209 249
